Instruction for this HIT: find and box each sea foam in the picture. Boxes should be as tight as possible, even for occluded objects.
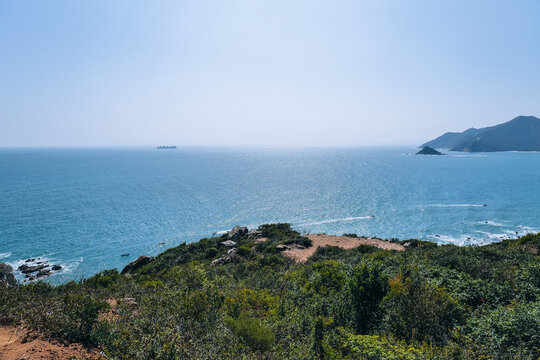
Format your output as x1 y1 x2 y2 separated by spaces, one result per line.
297 216 374 227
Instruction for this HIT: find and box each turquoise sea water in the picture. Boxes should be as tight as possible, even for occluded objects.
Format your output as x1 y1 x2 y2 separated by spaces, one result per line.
1 147 540 282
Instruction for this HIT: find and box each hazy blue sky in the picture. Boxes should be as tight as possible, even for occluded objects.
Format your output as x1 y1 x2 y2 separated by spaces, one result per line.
1 1 539 147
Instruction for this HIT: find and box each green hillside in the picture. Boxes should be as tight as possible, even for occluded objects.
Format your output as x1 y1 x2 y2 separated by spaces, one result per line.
422 116 540 152
1 224 539 359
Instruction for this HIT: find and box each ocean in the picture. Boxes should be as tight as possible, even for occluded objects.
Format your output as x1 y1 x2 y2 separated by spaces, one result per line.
1 147 540 283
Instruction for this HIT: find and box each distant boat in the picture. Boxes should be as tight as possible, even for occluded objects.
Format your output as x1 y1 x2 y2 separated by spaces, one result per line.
157 146 177 149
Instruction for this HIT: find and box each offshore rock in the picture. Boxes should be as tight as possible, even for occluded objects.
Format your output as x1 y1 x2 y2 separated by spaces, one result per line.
37 268 52 277
416 146 443 155
18 264 47 274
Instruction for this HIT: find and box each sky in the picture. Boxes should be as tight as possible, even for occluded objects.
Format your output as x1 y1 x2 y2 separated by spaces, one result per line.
1 0 540 147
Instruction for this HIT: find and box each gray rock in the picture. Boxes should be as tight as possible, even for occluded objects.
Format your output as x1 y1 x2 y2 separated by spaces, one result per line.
220 240 237 247
51 265 62 271
18 264 47 274
227 248 236 255
276 244 288 251
248 230 263 238
121 255 154 275
228 226 248 241
0 263 16 288
37 268 52 277
211 256 231 265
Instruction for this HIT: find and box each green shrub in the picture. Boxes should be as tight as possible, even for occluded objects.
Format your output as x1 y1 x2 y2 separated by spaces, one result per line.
237 245 252 257
304 260 347 295
284 236 312 248
205 247 219 259
223 288 278 318
328 327 425 360
225 312 275 351
383 273 464 344
465 302 540 359
349 263 388 334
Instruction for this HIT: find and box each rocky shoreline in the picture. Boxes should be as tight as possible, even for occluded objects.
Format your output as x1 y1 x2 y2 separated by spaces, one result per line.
0 258 63 287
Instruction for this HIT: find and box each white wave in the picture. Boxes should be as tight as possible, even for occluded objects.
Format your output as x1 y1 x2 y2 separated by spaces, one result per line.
0 252 11 260
473 231 510 240
478 220 504 226
297 216 374 227
428 204 487 208
54 257 83 275
427 234 481 246
517 225 539 232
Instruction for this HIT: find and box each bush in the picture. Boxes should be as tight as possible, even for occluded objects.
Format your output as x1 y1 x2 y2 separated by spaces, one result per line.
304 260 347 295
40 293 110 347
328 327 425 360
237 245 252 257
349 263 388 334
223 288 279 318
383 273 464 344
205 247 219 259
465 302 540 359
284 237 312 248
225 312 275 351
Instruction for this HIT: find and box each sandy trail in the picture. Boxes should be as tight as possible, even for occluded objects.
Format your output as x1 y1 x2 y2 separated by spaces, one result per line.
0 327 97 360
282 234 404 262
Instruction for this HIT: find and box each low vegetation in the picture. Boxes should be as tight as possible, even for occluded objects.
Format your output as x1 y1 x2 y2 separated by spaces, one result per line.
1 224 539 359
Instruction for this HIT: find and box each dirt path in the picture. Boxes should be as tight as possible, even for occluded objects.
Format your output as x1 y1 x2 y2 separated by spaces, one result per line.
282 234 405 262
0 327 98 360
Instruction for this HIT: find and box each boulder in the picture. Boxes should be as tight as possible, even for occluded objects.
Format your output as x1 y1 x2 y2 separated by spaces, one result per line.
0 263 16 288
248 230 263 239
37 269 52 277
51 265 62 271
228 226 248 241
220 240 237 247
121 255 154 275
276 244 288 251
211 256 231 265
18 264 47 274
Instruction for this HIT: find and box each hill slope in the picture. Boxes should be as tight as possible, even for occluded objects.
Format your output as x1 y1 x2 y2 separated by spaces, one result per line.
422 116 540 152
1 224 539 359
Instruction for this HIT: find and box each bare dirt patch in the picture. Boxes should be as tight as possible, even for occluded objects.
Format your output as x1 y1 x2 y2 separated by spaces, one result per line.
0 327 98 360
282 234 404 262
